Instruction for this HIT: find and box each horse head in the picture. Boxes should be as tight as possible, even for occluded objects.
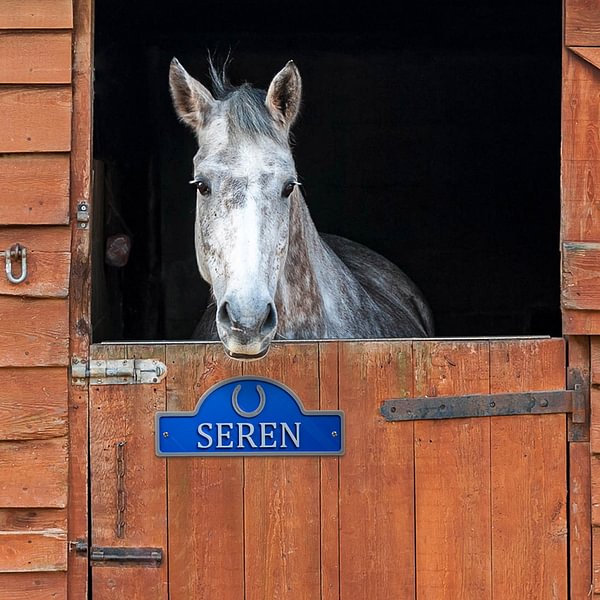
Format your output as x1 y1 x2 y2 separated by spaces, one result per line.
169 58 302 358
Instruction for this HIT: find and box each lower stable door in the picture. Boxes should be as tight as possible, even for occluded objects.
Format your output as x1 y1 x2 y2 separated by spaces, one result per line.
88 338 570 599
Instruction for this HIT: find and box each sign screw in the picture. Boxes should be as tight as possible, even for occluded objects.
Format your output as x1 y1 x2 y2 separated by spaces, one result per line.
163 431 169 438
331 431 338 437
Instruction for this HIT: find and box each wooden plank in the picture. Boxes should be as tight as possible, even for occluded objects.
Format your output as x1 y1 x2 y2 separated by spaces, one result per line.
243 342 321 600
0 572 66 599
571 47 600 71
566 0 600 46
68 1 93 597
0 508 66 532
0 531 66 572
414 340 490 600
594 527 600 593
165 343 244 600
490 339 568 599
0 437 67 507
0 227 70 252
0 0 73 29
0 298 69 367
0 88 71 153
90 345 168 600
0 368 67 440
561 160 600 241
563 309 600 335
319 341 340 600
563 242 600 311
592 337 600 454
0 154 70 225
0 32 71 84
339 340 415 599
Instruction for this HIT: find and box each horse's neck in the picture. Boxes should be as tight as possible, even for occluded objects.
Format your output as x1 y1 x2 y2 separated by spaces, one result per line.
276 193 363 339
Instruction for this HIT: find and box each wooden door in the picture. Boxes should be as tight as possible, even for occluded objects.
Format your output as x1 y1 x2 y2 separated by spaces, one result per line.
89 337 571 599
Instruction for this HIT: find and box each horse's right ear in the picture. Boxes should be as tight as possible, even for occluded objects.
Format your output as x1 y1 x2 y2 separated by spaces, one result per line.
169 58 216 131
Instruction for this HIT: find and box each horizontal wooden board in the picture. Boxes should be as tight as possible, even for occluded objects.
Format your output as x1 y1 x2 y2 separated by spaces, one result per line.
566 0 600 46
563 309 600 335
0 88 71 153
0 437 68 508
0 251 70 298
0 32 71 84
0 530 66 572
0 572 66 599
0 297 69 366
0 508 66 532
0 368 67 440
562 242 600 310
0 154 70 225
0 1 72 29
571 47 600 71
0 227 70 252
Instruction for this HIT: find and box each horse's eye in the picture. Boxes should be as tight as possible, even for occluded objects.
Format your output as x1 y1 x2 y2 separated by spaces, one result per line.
282 182 296 198
190 179 211 196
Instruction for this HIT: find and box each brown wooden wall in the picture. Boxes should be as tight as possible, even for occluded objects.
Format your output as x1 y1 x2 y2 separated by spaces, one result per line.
0 1 90 598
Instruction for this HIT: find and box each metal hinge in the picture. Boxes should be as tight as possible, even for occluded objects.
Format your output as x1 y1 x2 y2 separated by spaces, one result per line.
71 357 167 385
381 367 588 438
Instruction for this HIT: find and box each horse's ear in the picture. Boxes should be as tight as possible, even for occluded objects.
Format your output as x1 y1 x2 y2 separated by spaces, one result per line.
265 61 302 131
169 57 216 131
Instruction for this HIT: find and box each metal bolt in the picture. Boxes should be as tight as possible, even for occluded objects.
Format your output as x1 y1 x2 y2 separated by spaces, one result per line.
539 399 549 407
163 431 169 438
489 401 496 408
331 431 338 437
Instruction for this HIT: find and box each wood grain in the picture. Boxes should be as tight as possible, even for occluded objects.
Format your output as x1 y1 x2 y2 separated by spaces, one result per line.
0 437 67 508
563 242 600 310
0 368 67 440
339 341 415 599
0 0 73 29
0 572 66 599
571 47 600 71
563 309 600 335
0 508 66 532
0 251 70 298
0 154 70 225
0 297 69 367
243 342 321 600
0 530 66 572
0 32 71 84
0 88 71 153
90 345 168 600
414 340 491 600
165 344 244 600
490 339 568 599
595 527 600 593
566 0 600 46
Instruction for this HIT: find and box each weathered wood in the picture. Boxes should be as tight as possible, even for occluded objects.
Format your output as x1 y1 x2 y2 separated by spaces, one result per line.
0 298 69 367
563 242 600 311
571 47 600 71
414 340 491 600
0 437 67 507
90 345 168 600
0 0 73 29
566 0 600 46
0 530 67 572
0 154 70 225
564 309 600 335
165 343 244 600
0 32 71 84
68 0 93 597
0 508 66 532
0 572 66 599
590 336 600 454
319 341 340 600
0 368 67 440
339 341 415 598
243 342 321 600
0 88 71 153
490 339 568 599
594 527 600 593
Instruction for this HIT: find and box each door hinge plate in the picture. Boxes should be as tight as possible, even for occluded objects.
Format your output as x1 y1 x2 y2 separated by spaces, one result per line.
71 358 167 385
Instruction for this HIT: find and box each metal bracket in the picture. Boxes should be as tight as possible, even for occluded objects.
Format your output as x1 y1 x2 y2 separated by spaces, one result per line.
76 201 90 229
90 546 163 567
0 243 27 284
71 358 167 385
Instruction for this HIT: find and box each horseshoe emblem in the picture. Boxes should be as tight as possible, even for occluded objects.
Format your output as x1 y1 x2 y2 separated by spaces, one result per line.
231 384 266 418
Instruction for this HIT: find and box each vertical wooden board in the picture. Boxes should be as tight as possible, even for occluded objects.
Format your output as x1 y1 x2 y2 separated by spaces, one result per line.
490 339 567 599
0 154 70 225
243 342 321 600
90 345 168 600
566 0 600 46
0 572 66 599
0 438 67 507
590 337 600 454
572 443 593 599
165 343 244 600
594 527 600 593
0 368 67 440
338 341 415 599
319 342 340 600
414 340 491 600
0 88 72 153
0 32 72 84
0 298 69 367
0 1 73 29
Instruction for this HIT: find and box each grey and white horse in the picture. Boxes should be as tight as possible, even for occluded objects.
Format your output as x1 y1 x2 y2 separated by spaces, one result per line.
169 58 433 359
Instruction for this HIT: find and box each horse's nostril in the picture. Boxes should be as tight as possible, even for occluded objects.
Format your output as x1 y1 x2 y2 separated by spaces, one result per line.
217 301 232 327
260 303 277 335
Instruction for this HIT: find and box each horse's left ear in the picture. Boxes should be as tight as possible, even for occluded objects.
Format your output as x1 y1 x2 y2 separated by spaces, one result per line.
265 61 302 131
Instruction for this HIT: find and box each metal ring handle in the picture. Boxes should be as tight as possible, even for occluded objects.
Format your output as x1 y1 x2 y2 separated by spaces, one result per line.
2 244 27 284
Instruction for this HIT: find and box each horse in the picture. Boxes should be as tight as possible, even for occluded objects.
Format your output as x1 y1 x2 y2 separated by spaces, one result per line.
169 58 434 359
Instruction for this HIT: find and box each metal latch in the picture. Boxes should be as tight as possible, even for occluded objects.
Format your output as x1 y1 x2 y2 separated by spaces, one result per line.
71 358 167 385
90 547 163 567
76 201 90 229
0 243 27 284
381 368 587 424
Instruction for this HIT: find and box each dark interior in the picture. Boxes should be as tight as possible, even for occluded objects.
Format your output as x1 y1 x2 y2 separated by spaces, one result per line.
92 1 561 341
